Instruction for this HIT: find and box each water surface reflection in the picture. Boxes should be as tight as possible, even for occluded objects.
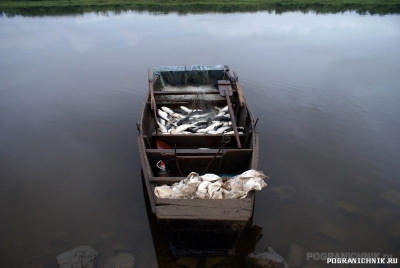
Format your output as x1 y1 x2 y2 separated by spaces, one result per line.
0 10 399 267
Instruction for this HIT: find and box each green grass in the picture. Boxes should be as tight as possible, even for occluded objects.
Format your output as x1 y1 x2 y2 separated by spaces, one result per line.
1 0 400 16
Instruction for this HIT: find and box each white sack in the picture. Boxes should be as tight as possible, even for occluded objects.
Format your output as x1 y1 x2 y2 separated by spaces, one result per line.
195 181 210 199
242 177 268 192
201 173 221 182
154 170 268 199
154 185 173 198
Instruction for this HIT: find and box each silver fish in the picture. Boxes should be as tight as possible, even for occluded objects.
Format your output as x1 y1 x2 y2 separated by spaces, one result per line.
188 110 204 116
157 122 168 133
225 131 243 135
203 122 223 132
172 113 186 119
217 111 227 117
180 106 193 113
157 109 169 121
158 118 166 125
170 124 195 134
220 105 228 113
210 126 231 134
161 106 175 115
190 113 211 119
223 126 243 133
196 128 209 133
175 124 195 132
177 116 191 126
194 120 208 126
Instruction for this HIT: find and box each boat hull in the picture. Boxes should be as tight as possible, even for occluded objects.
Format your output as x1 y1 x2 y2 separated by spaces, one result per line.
137 65 259 256
159 219 249 256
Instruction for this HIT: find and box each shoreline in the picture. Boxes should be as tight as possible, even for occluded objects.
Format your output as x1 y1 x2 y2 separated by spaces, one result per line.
1 0 400 16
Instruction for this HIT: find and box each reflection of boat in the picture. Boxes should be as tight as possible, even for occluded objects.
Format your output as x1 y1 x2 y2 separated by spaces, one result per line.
137 65 259 256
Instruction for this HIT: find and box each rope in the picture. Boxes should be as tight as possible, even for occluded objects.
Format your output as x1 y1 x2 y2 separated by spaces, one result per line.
202 135 231 174
174 144 184 177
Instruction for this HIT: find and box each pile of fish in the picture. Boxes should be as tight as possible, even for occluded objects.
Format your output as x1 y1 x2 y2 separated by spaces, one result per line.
156 105 244 135
154 170 268 199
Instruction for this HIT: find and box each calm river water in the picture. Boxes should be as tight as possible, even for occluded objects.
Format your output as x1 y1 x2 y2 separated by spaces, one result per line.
1 9 400 268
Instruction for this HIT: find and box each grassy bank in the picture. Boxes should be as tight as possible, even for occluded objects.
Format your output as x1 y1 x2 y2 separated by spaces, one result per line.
1 0 400 16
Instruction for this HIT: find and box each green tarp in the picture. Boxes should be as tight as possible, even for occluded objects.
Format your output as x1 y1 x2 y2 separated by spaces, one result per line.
153 64 228 88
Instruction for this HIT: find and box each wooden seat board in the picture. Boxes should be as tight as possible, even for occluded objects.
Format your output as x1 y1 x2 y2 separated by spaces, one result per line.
155 197 252 209
156 204 252 221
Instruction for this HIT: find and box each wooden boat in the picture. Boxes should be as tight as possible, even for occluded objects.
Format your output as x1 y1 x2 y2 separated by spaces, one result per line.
137 65 259 256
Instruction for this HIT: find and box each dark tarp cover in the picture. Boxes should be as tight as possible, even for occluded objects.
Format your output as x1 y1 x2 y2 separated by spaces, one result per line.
153 65 228 88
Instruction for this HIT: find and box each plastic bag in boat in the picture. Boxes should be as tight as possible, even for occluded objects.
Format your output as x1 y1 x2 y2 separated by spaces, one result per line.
154 169 268 199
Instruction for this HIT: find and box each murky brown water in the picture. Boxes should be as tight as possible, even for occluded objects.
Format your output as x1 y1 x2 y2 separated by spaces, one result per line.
1 11 400 267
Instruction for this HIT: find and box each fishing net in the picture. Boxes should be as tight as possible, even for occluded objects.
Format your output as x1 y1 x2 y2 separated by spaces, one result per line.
153 64 227 88
162 84 219 122
153 65 237 135
154 65 230 124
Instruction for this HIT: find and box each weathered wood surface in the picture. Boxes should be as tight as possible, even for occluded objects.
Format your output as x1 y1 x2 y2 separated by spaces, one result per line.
233 70 245 107
155 197 253 221
156 203 252 221
151 134 245 147
137 135 156 214
147 69 158 133
148 69 155 110
146 148 253 155
150 100 229 106
218 80 242 148
147 149 253 177
154 90 229 95
155 197 252 208
151 176 186 184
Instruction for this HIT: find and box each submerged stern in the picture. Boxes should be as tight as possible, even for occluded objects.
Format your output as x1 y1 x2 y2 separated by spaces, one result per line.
155 198 253 256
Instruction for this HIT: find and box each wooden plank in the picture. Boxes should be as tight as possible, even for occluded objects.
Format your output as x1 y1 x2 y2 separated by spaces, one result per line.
155 197 252 209
146 148 253 155
156 204 252 221
151 176 185 184
148 69 156 111
138 135 156 214
154 90 222 95
148 69 158 134
147 149 253 177
175 155 222 160
143 135 151 149
151 134 245 148
140 98 153 138
233 70 245 107
238 104 249 129
153 74 162 91
152 100 228 106
147 148 218 155
243 102 259 168
218 80 242 149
